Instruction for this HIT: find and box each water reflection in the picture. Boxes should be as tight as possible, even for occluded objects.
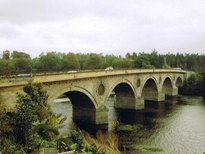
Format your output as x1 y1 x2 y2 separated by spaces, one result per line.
51 96 205 154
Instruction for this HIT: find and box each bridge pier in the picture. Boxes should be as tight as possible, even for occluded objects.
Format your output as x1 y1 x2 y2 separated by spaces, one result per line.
114 96 144 110
164 86 179 100
135 97 145 110
73 106 109 125
157 93 165 101
143 92 165 102
171 86 178 96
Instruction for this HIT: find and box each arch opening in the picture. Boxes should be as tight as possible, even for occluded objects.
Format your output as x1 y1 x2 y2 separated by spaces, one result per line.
65 91 95 109
51 90 101 129
142 79 158 101
112 82 136 109
162 77 173 96
176 77 183 87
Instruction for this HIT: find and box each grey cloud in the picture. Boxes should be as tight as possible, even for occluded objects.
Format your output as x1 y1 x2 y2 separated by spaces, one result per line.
0 23 21 38
0 0 205 57
0 0 46 23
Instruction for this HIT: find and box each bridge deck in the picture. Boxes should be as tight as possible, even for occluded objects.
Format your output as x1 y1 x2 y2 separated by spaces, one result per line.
0 69 186 88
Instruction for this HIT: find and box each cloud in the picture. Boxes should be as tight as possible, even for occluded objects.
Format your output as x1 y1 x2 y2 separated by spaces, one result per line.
0 0 205 57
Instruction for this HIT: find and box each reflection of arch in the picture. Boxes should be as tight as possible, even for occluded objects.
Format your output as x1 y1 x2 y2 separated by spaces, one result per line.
162 77 173 96
107 80 136 109
49 86 97 108
175 76 183 87
142 78 158 101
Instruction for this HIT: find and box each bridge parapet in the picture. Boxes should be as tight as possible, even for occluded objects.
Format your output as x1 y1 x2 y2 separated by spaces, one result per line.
0 69 185 86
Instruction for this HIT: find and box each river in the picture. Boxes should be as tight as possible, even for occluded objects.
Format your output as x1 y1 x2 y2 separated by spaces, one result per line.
51 96 205 154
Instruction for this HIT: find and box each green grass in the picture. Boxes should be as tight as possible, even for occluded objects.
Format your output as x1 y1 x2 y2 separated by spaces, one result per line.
132 144 164 153
116 124 136 132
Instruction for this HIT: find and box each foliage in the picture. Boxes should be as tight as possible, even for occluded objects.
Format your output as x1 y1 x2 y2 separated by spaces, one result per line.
121 58 134 69
133 54 154 69
62 53 80 71
42 140 56 148
202 72 205 99
132 144 164 153
0 138 25 154
83 130 120 154
70 130 83 146
84 53 103 69
1 50 205 75
33 52 62 72
179 73 203 96
0 81 65 153
116 124 136 133
58 129 120 154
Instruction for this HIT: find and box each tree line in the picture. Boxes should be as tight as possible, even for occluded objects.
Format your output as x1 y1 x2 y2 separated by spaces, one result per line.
0 50 205 76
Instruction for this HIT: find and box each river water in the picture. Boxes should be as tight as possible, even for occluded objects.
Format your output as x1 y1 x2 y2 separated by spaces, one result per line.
51 96 205 154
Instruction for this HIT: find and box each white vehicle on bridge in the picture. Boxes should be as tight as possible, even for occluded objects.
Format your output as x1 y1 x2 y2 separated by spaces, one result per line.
105 67 113 71
67 70 77 73
17 74 30 77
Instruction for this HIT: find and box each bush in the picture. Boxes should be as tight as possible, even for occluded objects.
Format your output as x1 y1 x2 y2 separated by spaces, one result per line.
0 139 25 154
58 129 120 154
179 73 203 96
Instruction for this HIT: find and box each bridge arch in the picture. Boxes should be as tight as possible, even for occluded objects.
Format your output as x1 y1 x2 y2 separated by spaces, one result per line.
162 77 174 96
49 86 106 124
107 79 136 109
48 86 98 109
141 78 159 101
65 91 95 109
175 76 183 87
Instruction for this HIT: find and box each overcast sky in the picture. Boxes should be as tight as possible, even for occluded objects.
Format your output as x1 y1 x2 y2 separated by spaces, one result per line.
0 0 205 57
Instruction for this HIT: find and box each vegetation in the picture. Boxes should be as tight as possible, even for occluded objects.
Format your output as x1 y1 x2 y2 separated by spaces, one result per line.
202 72 205 99
116 124 136 133
0 81 65 153
1 49 205 152
179 73 205 98
58 129 121 154
0 81 120 153
132 144 164 153
1 50 205 76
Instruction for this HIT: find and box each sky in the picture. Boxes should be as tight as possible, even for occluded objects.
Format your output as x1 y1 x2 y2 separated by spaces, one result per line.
0 0 205 57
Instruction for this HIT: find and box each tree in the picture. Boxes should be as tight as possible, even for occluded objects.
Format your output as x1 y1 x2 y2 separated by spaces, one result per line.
0 59 10 76
111 58 123 69
2 50 10 60
84 54 103 70
62 53 80 71
0 50 13 76
179 73 203 96
121 58 134 69
12 51 30 59
149 50 163 68
34 52 62 72
12 58 31 74
76 53 88 70
0 81 65 153
134 54 154 69
202 72 205 99
9 51 32 74
103 54 117 68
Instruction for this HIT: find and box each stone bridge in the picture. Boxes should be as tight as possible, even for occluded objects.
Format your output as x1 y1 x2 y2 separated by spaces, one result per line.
0 69 186 125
